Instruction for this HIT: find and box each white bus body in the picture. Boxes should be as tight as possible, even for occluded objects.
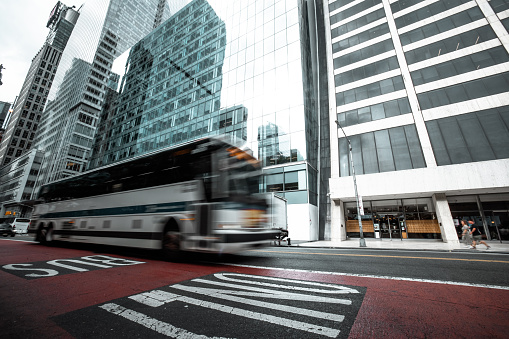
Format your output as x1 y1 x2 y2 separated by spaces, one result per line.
28 138 278 258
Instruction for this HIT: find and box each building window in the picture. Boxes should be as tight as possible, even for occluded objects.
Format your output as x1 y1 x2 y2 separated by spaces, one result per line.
426 105 509 165
338 125 426 176
337 97 412 127
336 76 405 107
418 72 509 110
411 46 509 86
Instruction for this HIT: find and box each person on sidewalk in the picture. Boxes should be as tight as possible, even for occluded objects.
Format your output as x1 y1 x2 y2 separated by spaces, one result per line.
461 220 472 248
468 220 491 250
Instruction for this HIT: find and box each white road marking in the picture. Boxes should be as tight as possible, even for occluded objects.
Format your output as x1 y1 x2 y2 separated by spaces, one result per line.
221 263 509 291
128 290 341 338
187 277 352 304
99 303 227 339
171 284 345 321
213 272 359 293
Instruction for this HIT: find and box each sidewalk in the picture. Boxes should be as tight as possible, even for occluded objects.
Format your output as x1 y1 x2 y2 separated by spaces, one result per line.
287 238 509 253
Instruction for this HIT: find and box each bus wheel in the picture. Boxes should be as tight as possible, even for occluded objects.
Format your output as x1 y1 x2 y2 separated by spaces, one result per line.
38 226 54 245
162 225 181 261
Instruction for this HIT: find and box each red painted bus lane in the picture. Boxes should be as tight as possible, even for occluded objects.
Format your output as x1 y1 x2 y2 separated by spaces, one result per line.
1 240 508 338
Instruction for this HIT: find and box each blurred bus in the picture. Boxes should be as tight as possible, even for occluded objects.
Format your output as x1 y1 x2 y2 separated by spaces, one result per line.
28 137 277 259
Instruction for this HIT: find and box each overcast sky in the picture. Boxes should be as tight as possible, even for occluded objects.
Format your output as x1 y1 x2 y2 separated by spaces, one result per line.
0 1 79 103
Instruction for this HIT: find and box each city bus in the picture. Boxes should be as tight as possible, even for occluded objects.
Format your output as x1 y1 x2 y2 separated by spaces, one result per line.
28 137 278 259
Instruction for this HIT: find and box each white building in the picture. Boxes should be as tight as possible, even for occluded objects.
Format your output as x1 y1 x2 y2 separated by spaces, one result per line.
325 0 509 244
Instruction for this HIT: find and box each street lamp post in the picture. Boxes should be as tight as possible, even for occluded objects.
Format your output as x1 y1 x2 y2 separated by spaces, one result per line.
335 120 366 247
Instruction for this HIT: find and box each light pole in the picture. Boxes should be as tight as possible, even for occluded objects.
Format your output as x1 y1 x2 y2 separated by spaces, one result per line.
335 120 366 247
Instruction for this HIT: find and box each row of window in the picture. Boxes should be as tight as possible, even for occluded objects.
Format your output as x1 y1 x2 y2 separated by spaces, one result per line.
333 38 394 69
395 0 471 29
335 76 405 107
330 0 381 26
331 7 385 40
418 72 509 110
335 56 399 87
411 46 509 86
404 24 497 65
338 125 426 177
426 106 509 165
337 97 412 128
332 22 390 54
399 7 484 46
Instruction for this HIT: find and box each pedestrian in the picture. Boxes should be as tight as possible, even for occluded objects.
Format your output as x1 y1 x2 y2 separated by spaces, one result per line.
468 220 491 250
460 220 471 248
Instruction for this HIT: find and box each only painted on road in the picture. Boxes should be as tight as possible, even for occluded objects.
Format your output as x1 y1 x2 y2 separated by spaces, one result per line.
54 272 366 338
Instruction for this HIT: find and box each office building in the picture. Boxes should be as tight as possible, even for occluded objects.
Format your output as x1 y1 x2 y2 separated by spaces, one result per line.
32 0 179 194
88 0 324 240
0 101 11 130
0 2 78 166
0 149 44 218
326 0 509 243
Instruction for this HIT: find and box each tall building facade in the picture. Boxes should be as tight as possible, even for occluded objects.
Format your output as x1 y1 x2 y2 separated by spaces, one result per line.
0 149 43 218
0 101 11 129
32 0 177 193
88 0 323 240
326 0 509 243
0 2 78 166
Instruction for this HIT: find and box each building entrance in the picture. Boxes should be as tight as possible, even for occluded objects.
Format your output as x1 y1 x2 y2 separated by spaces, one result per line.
374 213 406 239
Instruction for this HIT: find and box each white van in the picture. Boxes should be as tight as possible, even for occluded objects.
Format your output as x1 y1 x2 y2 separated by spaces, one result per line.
8 218 31 234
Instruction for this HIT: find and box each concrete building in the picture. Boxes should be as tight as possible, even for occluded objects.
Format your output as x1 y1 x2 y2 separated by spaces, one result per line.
32 0 178 194
325 0 509 243
0 2 78 166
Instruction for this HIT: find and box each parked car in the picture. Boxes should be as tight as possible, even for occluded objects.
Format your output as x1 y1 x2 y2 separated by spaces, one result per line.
0 222 15 237
11 218 31 234
0 218 31 234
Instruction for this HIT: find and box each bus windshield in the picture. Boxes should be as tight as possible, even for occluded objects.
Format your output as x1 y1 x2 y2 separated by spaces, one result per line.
218 146 262 197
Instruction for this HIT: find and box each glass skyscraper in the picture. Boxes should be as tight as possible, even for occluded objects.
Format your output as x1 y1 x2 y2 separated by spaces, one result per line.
32 0 177 193
326 0 509 244
88 0 323 240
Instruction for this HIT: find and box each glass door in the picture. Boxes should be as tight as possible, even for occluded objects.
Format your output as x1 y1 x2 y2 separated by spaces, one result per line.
375 213 402 239
372 200 404 240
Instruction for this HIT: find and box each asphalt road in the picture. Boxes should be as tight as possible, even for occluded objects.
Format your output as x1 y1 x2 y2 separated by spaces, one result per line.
8 234 509 287
1 237 508 338
212 246 509 288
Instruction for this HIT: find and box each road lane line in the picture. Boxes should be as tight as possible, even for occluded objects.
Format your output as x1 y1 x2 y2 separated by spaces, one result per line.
221 263 509 291
249 249 509 264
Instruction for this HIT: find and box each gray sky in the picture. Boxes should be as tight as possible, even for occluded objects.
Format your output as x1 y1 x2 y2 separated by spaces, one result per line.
0 1 79 103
